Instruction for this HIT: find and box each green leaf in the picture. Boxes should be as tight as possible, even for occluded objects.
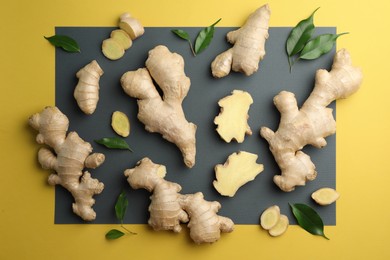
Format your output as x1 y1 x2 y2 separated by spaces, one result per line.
44 35 80 53
286 7 319 57
289 203 329 240
194 18 221 54
94 137 133 151
115 191 128 222
171 29 196 56
105 229 125 240
299 33 348 60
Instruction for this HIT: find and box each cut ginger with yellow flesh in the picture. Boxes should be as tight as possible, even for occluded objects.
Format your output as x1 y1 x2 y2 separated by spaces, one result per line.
213 151 264 197
260 205 289 237
311 187 340 205
111 111 130 137
214 90 253 143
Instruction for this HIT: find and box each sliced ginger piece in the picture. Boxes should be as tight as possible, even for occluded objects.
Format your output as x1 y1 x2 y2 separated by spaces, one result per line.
119 12 145 40
111 111 130 137
260 205 280 230
111 29 132 50
311 187 340 206
102 38 125 60
213 151 264 197
268 214 289 237
214 90 253 143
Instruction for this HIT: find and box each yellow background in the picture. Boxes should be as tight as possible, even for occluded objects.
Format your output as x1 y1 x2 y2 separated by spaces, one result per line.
1 0 389 259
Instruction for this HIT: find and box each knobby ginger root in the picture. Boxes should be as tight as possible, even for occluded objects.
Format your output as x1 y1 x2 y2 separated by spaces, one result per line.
213 151 264 197
311 187 340 205
29 106 105 221
74 60 104 115
119 12 144 40
214 90 253 143
260 49 363 192
211 4 271 78
121 45 197 168
124 157 234 244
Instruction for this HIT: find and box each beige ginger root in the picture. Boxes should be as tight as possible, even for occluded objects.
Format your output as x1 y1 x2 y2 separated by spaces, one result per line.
119 12 145 40
214 90 253 143
121 45 197 168
213 151 264 197
29 106 105 221
74 60 104 115
260 49 363 192
211 4 270 78
124 157 234 244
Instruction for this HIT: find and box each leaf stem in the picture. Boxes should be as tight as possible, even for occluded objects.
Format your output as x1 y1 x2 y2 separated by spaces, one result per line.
121 223 137 235
188 40 196 56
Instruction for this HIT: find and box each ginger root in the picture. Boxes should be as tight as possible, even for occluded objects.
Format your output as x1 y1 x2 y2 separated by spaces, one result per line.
119 12 145 40
311 187 340 206
121 45 197 168
74 60 104 115
124 157 234 244
213 151 264 197
214 90 253 143
260 205 289 237
29 106 105 221
211 4 271 78
111 111 130 137
260 49 363 192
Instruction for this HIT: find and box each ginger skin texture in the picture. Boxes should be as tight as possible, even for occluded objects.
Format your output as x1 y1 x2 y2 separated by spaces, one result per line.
121 45 197 168
74 60 104 115
29 106 105 221
124 157 234 244
260 49 363 192
211 4 270 78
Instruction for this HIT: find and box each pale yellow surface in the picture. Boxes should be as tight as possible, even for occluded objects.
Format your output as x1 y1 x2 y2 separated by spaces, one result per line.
0 0 389 259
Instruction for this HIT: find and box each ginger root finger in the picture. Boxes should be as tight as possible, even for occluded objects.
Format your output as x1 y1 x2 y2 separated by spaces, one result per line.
211 4 270 78
260 49 363 192
29 106 104 221
121 45 197 168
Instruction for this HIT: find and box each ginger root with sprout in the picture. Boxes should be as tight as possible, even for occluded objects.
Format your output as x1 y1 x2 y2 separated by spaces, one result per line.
211 4 270 78
121 45 197 168
260 49 363 192
124 157 234 244
29 106 105 221
74 60 104 115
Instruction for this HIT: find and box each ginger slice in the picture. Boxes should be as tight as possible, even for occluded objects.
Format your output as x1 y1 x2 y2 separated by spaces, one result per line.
111 111 130 137
111 29 132 50
260 205 280 230
268 214 289 237
119 12 144 40
102 38 125 60
311 187 340 205
214 90 253 143
213 151 264 197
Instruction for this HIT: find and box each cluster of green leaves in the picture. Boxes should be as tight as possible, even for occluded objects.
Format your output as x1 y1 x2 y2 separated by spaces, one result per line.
289 203 329 240
286 8 348 72
44 35 80 53
95 137 133 152
172 18 221 56
106 191 137 240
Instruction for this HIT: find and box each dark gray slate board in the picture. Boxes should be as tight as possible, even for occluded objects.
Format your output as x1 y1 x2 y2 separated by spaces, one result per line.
55 26 336 225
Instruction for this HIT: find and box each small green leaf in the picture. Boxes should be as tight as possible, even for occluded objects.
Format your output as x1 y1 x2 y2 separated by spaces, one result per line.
115 191 128 222
94 137 133 151
289 203 329 239
194 18 221 54
171 29 196 56
105 229 125 240
299 33 348 60
44 35 80 53
286 7 320 57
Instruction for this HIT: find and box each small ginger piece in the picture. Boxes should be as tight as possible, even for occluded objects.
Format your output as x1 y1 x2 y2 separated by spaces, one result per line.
102 38 125 60
211 4 270 78
29 106 105 221
121 45 197 168
311 187 340 206
111 29 132 50
260 49 363 192
213 151 264 197
214 90 253 143
74 60 104 115
111 111 130 137
260 205 280 230
119 12 144 40
268 214 289 237
124 157 234 244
